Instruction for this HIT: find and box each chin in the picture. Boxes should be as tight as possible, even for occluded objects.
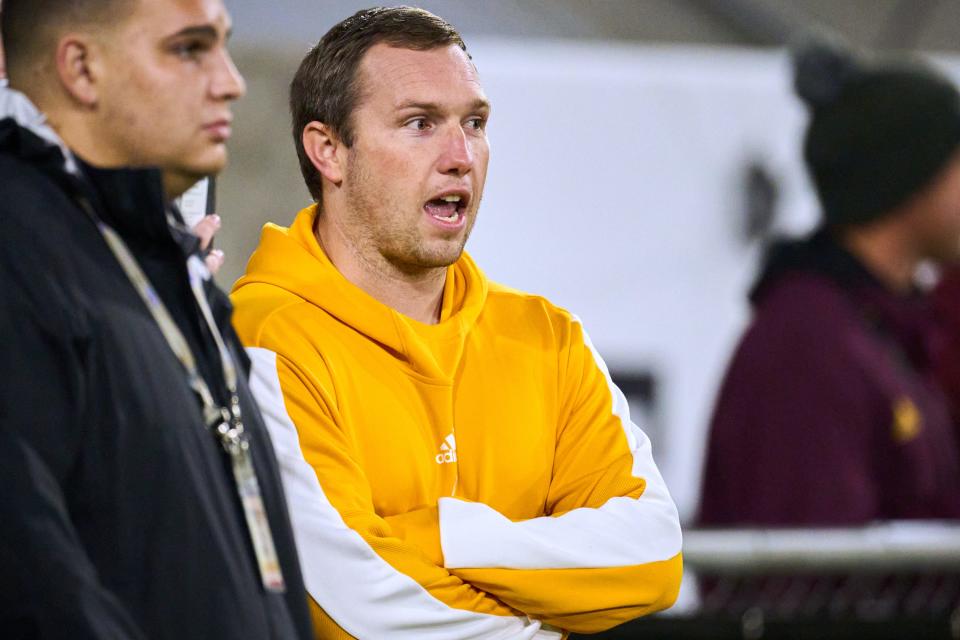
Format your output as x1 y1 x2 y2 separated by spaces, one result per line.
189 145 229 174
200 155 229 176
419 244 466 268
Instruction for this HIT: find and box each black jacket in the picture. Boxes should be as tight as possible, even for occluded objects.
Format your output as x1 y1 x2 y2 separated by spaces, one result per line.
0 114 313 639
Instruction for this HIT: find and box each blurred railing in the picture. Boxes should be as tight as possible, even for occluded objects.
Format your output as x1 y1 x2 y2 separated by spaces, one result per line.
572 522 960 640
684 522 960 573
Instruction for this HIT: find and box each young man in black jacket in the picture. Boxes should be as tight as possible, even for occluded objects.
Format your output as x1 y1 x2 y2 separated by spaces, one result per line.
0 1 313 637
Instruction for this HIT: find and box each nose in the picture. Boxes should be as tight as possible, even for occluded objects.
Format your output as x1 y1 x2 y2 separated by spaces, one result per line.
437 125 473 177
210 48 247 102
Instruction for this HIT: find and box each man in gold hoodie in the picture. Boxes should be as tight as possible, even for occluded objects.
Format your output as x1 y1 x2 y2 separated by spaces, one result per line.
231 7 682 638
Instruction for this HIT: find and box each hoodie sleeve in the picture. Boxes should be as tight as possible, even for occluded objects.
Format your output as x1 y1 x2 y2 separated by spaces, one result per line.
0 232 147 639
244 346 556 640
433 317 683 633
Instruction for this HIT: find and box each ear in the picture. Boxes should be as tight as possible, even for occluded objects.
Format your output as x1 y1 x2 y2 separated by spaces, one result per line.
303 121 345 186
55 34 100 107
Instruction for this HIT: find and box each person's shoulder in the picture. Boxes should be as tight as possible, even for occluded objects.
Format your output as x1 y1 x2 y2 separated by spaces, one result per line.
752 271 857 327
0 148 82 249
482 280 588 349
486 280 576 322
0 156 90 336
231 284 338 393
0 151 80 259
230 282 315 349
0 150 68 211
740 271 864 360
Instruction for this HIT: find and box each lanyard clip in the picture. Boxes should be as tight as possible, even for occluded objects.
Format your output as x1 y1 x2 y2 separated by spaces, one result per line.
229 394 243 423
215 406 248 457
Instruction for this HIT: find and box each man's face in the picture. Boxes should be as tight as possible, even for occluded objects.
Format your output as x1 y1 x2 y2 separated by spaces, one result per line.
93 0 244 197
335 43 490 273
908 151 960 263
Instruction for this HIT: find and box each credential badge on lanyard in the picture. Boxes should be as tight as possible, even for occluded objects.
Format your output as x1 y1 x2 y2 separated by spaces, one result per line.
77 195 286 593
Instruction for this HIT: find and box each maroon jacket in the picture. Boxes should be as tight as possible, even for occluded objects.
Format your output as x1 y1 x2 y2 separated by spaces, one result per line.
699 230 960 526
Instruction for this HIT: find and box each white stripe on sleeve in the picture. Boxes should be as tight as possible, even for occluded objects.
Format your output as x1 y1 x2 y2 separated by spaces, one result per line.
439 321 681 571
246 347 557 640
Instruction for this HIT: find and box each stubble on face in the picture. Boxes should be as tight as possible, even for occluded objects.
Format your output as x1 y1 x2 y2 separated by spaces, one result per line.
340 144 478 277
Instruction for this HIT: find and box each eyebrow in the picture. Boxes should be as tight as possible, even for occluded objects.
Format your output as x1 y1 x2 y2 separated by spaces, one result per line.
166 25 230 42
395 98 491 114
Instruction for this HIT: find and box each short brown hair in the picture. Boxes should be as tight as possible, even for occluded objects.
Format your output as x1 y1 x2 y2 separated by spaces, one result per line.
1 0 135 85
289 6 468 203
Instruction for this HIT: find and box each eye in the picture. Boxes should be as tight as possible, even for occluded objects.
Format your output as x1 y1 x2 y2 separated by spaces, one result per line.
404 117 431 132
465 116 487 132
172 40 208 61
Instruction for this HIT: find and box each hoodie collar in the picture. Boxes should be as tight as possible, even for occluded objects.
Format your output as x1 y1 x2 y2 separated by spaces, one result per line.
234 205 489 381
751 227 938 371
750 228 882 304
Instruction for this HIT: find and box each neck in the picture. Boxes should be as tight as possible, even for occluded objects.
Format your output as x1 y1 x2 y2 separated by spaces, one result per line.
45 107 184 199
315 211 447 324
838 223 918 293
49 110 113 166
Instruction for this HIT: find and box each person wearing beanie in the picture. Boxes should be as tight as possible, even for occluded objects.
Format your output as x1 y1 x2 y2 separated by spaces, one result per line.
700 40 960 527
695 39 960 618
700 38 960 524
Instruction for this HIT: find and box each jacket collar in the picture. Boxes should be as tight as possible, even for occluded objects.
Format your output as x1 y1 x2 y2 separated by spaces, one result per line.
0 86 78 175
78 158 172 245
0 88 173 245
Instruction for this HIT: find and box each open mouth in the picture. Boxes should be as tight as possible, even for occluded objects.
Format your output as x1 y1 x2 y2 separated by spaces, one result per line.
424 193 469 226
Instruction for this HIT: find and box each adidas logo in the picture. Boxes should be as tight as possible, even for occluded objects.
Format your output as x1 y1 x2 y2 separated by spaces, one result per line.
435 433 457 464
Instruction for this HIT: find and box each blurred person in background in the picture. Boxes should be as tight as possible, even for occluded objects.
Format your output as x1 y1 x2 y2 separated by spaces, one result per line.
700 40 960 528
931 265 960 425
0 0 312 637
231 6 682 638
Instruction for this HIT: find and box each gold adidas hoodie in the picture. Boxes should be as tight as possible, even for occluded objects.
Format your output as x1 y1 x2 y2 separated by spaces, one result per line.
231 206 683 639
